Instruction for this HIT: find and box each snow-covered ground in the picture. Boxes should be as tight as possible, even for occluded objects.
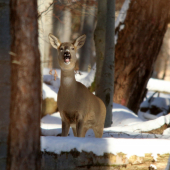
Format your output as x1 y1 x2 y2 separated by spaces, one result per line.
41 67 170 168
41 103 170 138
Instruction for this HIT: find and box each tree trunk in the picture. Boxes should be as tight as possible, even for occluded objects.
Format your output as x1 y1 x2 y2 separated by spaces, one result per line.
94 0 115 127
114 0 170 113
93 0 124 82
94 0 106 94
79 0 87 33
154 24 170 81
38 0 53 69
7 0 41 169
62 7 72 42
79 3 95 71
101 0 115 127
52 1 71 68
52 1 63 68
0 1 10 169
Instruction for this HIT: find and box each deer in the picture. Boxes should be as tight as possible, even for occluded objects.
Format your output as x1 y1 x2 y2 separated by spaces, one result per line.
48 33 106 138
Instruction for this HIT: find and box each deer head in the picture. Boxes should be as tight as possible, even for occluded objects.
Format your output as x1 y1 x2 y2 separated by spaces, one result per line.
49 34 86 71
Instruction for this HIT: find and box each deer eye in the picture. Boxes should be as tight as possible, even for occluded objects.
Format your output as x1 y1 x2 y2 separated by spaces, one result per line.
60 47 64 51
71 47 74 50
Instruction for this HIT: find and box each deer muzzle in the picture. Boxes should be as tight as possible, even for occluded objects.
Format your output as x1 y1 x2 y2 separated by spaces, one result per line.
64 51 71 65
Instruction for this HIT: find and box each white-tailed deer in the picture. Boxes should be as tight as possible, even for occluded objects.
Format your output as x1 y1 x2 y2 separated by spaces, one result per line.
48 34 106 138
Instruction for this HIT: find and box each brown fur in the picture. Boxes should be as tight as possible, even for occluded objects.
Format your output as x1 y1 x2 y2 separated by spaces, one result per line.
49 34 106 138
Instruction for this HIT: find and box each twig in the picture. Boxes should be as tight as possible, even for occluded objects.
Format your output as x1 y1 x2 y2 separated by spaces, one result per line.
38 2 54 19
49 69 58 81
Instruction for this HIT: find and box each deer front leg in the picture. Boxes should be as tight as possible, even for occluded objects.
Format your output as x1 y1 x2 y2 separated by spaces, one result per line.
76 120 84 137
81 127 88 137
62 121 70 136
93 126 104 138
72 127 77 137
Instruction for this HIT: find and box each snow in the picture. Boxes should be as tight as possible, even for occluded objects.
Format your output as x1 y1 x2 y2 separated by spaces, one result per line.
111 103 143 126
43 66 95 88
76 63 96 87
147 78 170 93
149 164 157 169
115 0 131 28
41 137 170 160
41 104 170 140
115 0 131 44
163 128 170 135
139 96 170 121
138 111 159 121
41 67 170 167
42 83 58 101
41 109 170 141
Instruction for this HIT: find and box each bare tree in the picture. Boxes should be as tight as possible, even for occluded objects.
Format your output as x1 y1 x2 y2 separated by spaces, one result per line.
7 0 41 169
79 2 96 71
114 0 170 113
94 0 115 127
0 0 10 169
52 1 72 68
154 25 170 80
94 0 106 95
38 0 54 69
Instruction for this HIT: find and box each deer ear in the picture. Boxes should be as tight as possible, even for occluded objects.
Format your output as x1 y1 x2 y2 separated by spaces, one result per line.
48 33 61 49
73 35 86 49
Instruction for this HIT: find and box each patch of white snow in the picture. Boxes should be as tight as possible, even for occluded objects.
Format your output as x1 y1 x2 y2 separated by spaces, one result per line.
41 136 170 160
42 83 58 101
147 78 170 94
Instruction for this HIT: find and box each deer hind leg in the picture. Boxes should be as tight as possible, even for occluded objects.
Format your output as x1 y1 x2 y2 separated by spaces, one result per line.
93 126 104 138
62 121 70 136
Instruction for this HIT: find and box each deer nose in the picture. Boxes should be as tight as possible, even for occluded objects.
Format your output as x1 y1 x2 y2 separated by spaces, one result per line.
64 51 71 56
64 51 71 59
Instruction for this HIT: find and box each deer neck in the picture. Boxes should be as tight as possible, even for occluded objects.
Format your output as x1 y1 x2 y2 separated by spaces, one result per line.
60 69 76 90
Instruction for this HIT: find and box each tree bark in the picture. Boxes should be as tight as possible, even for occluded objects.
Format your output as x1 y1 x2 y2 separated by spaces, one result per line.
79 3 95 71
114 0 170 113
94 0 115 127
38 0 53 69
52 1 63 68
62 7 72 42
101 0 115 127
154 24 170 80
0 1 10 169
7 0 41 169
94 0 106 94
79 0 87 33
52 1 71 68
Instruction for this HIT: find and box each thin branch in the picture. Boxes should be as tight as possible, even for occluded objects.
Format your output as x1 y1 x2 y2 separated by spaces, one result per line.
38 2 54 19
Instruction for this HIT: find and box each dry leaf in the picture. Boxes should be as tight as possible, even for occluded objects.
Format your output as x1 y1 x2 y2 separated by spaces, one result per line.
54 70 58 80
49 69 52 75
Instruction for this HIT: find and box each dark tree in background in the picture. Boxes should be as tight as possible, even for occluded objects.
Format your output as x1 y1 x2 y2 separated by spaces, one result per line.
0 0 10 169
7 0 41 169
94 1 106 92
52 0 72 68
154 25 170 80
94 0 115 127
51 0 97 70
114 0 170 113
79 1 96 71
